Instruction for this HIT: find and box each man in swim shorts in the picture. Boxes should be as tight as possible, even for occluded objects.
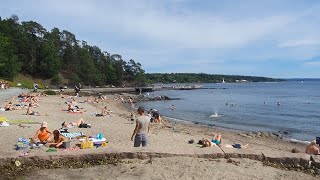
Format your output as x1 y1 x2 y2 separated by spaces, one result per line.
131 107 150 147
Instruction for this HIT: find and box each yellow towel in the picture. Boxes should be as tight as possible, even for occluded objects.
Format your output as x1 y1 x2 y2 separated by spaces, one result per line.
0 116 8 121
0 119 39 124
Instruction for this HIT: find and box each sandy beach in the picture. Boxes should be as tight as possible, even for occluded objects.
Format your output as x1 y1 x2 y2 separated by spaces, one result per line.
0 89 319 179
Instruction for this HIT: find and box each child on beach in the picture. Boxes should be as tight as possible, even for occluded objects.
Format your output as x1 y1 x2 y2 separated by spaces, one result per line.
131 107 150 147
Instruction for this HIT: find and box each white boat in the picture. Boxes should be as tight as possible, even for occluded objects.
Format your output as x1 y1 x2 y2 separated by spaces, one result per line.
222 78 225 83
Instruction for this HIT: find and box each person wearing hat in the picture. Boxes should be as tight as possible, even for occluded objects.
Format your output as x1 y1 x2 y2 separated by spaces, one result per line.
131 107 150 147
32 122 53 144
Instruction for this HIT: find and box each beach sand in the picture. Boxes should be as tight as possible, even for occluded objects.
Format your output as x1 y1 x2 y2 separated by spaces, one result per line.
0 90 318 179
23 157 318 180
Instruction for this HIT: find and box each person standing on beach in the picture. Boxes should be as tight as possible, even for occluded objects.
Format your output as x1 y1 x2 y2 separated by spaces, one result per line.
131 107 150 147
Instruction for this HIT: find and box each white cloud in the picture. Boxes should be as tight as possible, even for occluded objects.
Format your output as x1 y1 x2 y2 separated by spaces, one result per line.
2 0 320 77
5 0 298 49
278 39 320 48
304 61 320 66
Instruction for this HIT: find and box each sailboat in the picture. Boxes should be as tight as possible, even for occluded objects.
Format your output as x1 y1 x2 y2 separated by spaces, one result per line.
222 78 225 83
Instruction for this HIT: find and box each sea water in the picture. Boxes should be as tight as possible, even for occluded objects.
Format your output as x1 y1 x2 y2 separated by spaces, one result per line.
137 80 320 141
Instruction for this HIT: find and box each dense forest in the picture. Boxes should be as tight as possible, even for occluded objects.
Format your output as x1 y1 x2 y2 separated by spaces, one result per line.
0 15 146 86
0 15 281 87
146 73 283 83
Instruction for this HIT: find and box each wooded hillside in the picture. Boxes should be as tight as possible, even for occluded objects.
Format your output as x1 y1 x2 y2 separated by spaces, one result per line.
0 15 146 86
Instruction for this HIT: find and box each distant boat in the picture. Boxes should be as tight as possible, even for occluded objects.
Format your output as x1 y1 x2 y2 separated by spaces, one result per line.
222 78 225 83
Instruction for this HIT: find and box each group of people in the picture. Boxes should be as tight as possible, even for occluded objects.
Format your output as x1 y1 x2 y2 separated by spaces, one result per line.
32 118 90 148
0 80 9 89
2 93 45 115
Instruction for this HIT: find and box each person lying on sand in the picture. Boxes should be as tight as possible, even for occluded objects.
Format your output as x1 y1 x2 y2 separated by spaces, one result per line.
61 118 91 129
47 130 67 148
32 122 54 144
26 103 43 115
67 104 86 113
305 140 320 155
4 102 24 111
201 134 222 147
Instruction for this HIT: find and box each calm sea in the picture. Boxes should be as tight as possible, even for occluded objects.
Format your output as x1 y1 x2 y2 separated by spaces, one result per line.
137 80 320 141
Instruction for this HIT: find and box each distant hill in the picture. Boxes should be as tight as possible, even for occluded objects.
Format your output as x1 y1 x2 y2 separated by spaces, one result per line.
146 73 283 83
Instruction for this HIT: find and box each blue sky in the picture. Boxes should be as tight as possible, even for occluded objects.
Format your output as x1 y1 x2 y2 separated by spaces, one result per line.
1 0 320 78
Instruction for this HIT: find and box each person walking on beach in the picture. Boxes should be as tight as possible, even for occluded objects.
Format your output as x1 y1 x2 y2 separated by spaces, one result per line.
131 107 150 147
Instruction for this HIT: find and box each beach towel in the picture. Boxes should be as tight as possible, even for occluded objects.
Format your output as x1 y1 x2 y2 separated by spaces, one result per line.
61 132 84 139
0 116 7 121
0 119 38 124
67 111 83 114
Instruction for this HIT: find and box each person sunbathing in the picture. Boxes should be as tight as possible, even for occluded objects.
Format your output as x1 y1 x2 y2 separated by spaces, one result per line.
96 106 112 117
4 102 15 111
201 134 222 147
67 104 86 113
61 118 91 129
47 130 67 148
305 140 320 155
32 122 53 144
26 103 42 115
211 133 222 145
202 139 215 147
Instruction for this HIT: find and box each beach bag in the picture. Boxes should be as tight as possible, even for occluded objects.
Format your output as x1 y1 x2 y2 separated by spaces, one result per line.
80 138 93 149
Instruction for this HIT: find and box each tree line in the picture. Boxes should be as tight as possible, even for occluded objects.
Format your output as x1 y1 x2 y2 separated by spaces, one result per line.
146 73 283 83
0 15 146 86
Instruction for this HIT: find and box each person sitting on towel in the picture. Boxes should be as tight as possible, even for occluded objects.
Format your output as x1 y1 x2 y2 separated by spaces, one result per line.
48 130 67 148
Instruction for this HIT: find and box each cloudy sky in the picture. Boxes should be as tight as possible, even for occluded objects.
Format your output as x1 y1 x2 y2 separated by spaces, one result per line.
1 0 320 78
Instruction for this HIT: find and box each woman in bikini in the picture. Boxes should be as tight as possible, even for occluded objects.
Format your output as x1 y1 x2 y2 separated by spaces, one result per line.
67 104 86 113
26 103 41 115
202 133 222 147
61 118 90 128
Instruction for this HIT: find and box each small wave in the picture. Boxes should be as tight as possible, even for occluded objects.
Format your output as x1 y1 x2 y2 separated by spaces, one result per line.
210 112 221 118
163 116 194 124
285 138 310 145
